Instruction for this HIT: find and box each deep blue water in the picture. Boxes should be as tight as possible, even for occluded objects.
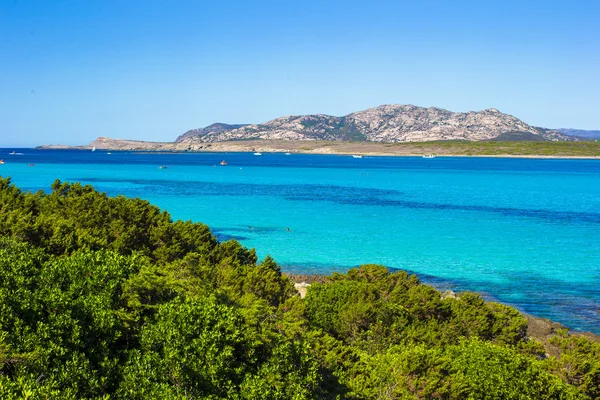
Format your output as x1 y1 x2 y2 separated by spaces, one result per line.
1 148 599 333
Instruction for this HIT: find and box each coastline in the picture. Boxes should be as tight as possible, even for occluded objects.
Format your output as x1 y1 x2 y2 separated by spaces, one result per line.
36 138 600 159
284 272 600 344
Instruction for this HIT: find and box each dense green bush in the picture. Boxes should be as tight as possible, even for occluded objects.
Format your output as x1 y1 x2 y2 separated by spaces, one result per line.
0 178 598 399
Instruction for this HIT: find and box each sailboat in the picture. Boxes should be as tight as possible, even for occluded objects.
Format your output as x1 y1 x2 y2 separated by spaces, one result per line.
92 146 96 152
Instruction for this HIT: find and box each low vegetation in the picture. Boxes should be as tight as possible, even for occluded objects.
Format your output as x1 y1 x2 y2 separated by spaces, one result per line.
294 140 600 157
0 177 598 399
398 140 600 157
218 139 600 158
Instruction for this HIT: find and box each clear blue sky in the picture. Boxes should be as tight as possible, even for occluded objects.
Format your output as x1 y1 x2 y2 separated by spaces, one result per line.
1 0 599 147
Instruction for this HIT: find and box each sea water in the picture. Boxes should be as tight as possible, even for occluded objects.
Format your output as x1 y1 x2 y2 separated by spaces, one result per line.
1 149 599 333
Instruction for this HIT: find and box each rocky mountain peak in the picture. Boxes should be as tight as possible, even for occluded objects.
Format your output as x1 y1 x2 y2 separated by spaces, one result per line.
176 104 571 143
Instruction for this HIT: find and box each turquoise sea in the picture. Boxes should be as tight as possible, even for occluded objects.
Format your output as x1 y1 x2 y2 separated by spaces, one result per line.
1 149 599 333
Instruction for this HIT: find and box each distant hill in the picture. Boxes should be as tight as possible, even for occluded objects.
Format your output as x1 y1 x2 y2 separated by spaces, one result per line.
175 105 571 143
556 128 600 139
175 123 249 143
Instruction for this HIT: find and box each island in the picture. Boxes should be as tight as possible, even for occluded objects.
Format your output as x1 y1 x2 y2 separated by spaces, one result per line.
38 104 600 158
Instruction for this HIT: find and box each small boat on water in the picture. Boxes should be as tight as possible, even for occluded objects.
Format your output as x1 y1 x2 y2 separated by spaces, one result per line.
254 152 262 156
92 146 96 152
423 154 436 158
220 160 227 166
107 152 112 155
352 155 363 159
29 164 35 167
0 160 4 164
159 165 167 169
284 152 291 156
9 151 16 155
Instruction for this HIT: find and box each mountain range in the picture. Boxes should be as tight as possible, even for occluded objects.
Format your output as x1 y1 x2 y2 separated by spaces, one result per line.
175 104 571 143
556 128 600 139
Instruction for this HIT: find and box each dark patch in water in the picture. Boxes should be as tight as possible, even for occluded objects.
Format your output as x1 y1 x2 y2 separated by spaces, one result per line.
72 177 600 225
212 232 249 241
71 177 401 198
212 226 284 236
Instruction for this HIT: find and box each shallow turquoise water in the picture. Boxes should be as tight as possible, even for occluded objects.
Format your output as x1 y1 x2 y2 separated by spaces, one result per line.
1 149 599 332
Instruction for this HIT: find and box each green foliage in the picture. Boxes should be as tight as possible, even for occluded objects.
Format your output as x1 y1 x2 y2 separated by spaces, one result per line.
0 242 142 396
346 340 583 399
305 265 527 350
543 331 600 399
0 178 598 399
445 339 584 399
120 296 250 398
0 178 218 262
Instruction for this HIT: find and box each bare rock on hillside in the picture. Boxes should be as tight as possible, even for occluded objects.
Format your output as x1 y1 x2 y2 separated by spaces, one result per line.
177 105 571 143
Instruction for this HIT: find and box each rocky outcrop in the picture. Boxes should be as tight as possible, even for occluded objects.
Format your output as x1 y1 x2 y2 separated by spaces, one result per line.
176 105 571 143
175 123 248 143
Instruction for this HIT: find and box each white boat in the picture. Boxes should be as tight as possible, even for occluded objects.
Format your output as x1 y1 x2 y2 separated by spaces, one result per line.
92 146 96 152
284 152 291 155
352 155 363 159
254 152 262 156
423 154 436 158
